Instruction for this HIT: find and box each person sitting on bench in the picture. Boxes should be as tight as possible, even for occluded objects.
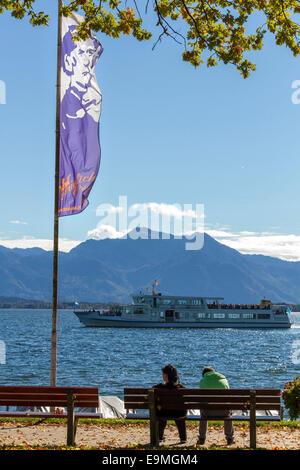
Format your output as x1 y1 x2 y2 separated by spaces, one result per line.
153 364 187 444
197 366 235 446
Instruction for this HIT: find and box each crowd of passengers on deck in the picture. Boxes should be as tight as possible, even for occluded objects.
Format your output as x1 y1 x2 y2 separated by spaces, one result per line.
207 303 271 310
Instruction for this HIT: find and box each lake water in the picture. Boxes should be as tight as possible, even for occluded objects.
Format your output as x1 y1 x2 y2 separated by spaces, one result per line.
0 309 299 407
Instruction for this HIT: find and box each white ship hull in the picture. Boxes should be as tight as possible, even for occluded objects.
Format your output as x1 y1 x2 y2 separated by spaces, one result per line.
74 312 292 329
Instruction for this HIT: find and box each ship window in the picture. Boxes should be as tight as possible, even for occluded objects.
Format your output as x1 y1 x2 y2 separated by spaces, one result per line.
134 309 144 315
151 312 156 318
178 300 187 305
258 314 270 319
243 314 254 319
214 314 225 319
175 312 180 319
125 308 131 314
162 299 171 305
228 314 240 319
197 313 206 319
160 312 165 318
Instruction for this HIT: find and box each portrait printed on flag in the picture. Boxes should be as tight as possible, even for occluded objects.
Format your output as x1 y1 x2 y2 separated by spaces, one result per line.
59 13 103 216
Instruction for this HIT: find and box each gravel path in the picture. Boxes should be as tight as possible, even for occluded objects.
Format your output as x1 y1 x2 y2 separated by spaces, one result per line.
0 422 299 449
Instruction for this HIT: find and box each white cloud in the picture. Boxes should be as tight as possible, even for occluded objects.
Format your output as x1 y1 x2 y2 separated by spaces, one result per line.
204 229 238 239
87 224 128 240
129 202 203 220
0 237 81 252
206 229 300 261
10 220 28 225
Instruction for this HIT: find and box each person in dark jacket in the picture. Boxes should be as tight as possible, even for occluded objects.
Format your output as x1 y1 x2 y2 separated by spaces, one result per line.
153 364 187 444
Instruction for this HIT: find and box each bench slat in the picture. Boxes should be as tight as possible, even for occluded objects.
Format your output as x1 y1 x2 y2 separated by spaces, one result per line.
154 403 282 411
0 400 98 407
155 389 280 396
0 411 102 418
125 403 282 411
124 398 149 404
0 386 98 393
156 397 280 405
0 393 98 400
124 403 150 409
125 394 280 410
126 413 281 422
124 388 281 396
123 388 149 394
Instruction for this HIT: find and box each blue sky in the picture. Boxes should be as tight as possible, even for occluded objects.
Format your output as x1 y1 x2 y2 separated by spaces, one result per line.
1 2 300 260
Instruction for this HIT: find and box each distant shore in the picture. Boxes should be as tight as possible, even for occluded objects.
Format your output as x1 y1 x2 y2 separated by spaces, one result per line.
0 298 116 310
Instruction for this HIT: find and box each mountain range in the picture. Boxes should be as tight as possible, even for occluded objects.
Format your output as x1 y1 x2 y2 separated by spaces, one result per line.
0 229 300 304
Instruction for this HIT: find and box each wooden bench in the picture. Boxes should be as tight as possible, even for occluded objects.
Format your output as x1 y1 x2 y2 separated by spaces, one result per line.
0 385 101 446
124 388 283 449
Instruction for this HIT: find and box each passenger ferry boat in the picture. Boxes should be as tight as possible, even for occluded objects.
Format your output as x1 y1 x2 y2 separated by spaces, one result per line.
74 288 292 328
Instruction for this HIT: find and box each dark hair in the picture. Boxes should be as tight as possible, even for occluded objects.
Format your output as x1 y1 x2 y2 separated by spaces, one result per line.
202 366 215 377
162 364 179 384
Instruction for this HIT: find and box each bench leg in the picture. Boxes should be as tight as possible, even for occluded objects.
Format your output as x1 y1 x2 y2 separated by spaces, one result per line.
74 417 79 441
150 416 159 447
250 390 256 450
67 391 75 446
148 390 159 447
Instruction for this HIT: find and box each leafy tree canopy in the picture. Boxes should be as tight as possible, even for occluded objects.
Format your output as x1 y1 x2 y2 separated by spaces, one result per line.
1 0 300 77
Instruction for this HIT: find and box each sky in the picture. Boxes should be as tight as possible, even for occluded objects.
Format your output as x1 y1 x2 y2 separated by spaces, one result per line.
1 2 300 260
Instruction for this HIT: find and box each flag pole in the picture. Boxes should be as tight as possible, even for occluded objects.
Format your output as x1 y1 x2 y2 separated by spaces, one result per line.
50 0 63 387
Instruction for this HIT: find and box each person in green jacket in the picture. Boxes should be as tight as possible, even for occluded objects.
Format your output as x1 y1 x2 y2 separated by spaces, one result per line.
197 366 235 446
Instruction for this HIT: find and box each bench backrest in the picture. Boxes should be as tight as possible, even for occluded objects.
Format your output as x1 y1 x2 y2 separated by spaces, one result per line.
0 386 99 408
124 388 281 412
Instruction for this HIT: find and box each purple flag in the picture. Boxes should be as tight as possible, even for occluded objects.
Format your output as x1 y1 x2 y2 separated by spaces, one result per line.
59 13 103 217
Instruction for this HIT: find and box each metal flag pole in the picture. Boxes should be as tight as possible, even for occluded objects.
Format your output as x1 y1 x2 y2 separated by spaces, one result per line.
50 0 63 387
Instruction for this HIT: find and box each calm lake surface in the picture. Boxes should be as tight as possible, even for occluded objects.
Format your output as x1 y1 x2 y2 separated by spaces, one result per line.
0 310 299 403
